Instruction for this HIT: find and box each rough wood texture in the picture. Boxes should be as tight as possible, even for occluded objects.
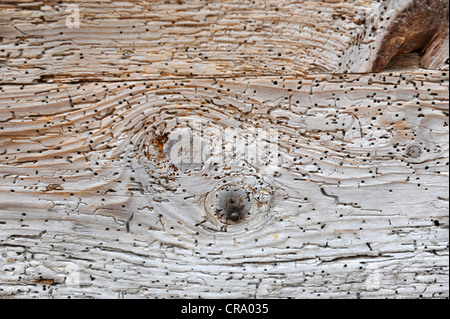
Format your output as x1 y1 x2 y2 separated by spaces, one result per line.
0 0 368 83
2 0 447 85
0 0 449 299
342 0 449 73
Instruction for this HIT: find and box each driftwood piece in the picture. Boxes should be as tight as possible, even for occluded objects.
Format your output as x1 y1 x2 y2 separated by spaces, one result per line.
0 0 448 299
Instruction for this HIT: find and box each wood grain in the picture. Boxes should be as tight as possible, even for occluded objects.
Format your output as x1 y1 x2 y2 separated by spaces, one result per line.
0 0 403 83
0 70 448 298
0 0 448 299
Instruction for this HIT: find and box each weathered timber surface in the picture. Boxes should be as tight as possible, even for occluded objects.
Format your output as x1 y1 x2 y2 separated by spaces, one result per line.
1 0 448 84
0 0 369 83
0 72 448 298
0 0 449 299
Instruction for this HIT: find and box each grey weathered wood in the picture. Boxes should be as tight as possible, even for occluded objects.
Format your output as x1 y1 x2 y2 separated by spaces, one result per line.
0 0 448 299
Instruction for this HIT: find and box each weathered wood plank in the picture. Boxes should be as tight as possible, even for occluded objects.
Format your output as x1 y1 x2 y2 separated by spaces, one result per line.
0 69 448 298
1 0 448 86
0 0 415 83
0 0 448 300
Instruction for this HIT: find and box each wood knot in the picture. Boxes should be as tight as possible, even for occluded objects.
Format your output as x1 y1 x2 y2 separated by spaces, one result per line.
211 185 251 224
223 191 248 222
203 179 275 231
406 144 422 158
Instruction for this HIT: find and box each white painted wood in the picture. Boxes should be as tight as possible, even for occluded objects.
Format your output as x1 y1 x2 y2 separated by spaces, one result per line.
0 0 390 83
0 0 448 299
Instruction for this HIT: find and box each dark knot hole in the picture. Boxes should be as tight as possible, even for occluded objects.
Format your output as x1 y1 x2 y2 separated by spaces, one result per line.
224 193 245 221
